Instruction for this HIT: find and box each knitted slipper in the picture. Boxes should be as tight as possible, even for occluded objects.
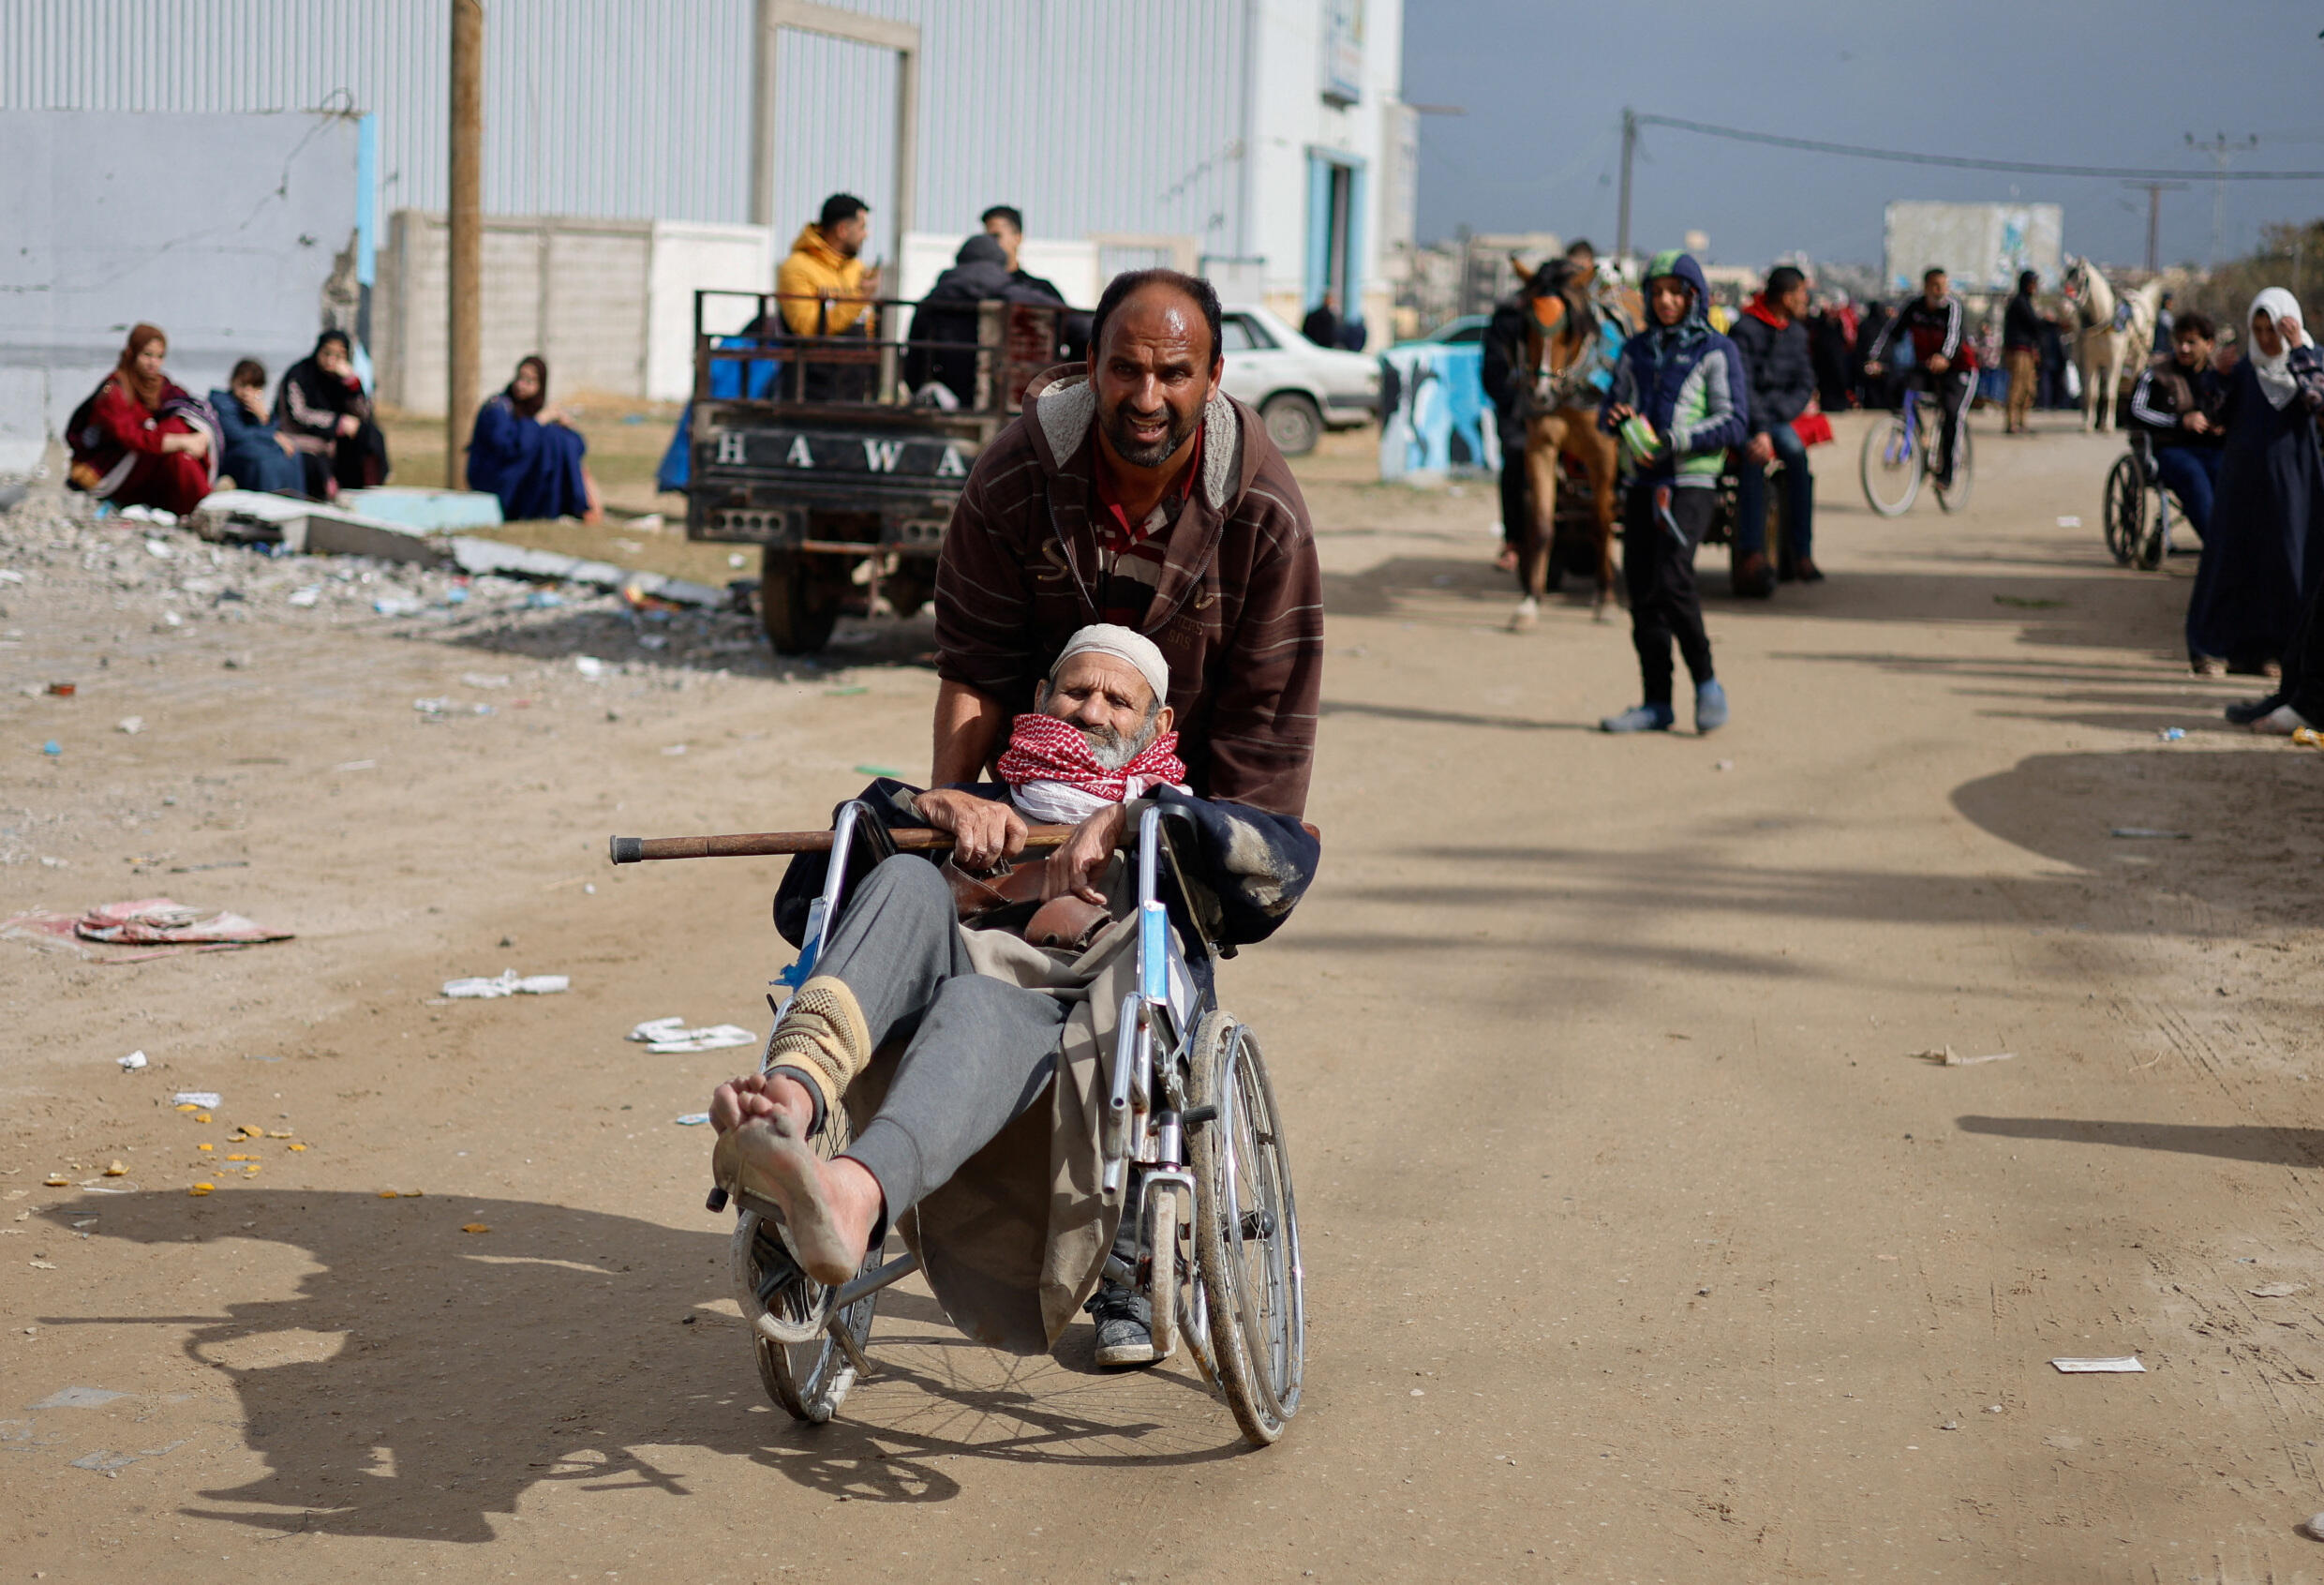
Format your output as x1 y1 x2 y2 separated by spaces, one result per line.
711 1114 860 1286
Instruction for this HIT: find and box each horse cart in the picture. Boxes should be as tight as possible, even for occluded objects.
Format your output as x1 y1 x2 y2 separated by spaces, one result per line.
678 290 1077 653
607 800 1308 1447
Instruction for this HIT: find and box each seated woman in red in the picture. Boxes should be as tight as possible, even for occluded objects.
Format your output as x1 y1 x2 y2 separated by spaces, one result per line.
66 324 219 516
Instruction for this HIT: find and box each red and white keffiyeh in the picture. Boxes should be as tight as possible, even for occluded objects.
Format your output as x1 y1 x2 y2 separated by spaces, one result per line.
995 712 1187 824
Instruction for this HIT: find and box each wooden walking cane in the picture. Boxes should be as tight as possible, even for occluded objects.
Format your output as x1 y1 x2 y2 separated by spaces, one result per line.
607 827 1079 864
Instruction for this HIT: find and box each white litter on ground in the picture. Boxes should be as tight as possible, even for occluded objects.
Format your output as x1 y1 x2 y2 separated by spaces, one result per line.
627 1017 756 1054
170 1091 221 1108
2049 1355 2145 1373
116 1051 146 1070
442 969 570 999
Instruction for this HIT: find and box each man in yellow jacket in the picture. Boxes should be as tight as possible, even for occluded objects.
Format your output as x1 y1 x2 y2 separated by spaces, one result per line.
777 192 881 338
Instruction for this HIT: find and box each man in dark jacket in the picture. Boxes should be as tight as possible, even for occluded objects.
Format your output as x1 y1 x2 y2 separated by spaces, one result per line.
931 267 1323 817
2128 310 2226 541
1480 287 1534 573
1596 250 1750 735
980 205 1068 303
2002 270 2045 434
1726 265 1820 593
1302 292 1341 349
906 232 1065 406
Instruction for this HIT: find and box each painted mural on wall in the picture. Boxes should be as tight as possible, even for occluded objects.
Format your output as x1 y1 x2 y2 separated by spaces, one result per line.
1376 343 1498 481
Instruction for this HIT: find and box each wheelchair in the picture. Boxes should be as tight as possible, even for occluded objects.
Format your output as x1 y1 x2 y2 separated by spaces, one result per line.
2102 431 2179 573
719 799 1306 1448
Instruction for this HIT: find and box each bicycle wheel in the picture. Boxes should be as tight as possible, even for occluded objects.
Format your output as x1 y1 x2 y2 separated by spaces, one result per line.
2102 455 2142 565
735 1208 877 1424
1934 422 1973 513
1859 412 1921 516
1188 1010 1304 1447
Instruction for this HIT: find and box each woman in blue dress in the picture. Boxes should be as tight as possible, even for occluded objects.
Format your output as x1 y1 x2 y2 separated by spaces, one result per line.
207 359 306 496
2185 288 2324 680
466 355 601 522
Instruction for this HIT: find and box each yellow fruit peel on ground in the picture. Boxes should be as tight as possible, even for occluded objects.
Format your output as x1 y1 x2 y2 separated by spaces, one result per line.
288 1143 307 1152
103 1162 126 1176
194 1113 211 1123
461 1223 490 1234
42 1174 68 1187
189 1184 214 1196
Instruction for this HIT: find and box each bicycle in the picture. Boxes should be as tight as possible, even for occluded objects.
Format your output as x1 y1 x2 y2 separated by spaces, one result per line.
1859 376 1974 517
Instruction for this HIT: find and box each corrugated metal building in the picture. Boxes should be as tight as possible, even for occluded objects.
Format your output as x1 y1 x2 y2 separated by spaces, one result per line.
7 0 1409 407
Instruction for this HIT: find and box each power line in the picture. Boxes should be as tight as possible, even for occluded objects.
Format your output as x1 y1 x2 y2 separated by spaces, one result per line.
1631 112 2324 182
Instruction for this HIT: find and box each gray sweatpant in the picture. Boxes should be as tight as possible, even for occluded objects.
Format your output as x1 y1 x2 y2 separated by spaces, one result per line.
776 855 1065 1219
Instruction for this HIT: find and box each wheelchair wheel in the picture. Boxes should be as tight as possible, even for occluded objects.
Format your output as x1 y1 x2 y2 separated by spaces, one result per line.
1859 413 1920 516
2135 487 2173 572
2102 455 2142 564
733 1207 877 1424
1934 424 1973 513
1187 1010 1304 1447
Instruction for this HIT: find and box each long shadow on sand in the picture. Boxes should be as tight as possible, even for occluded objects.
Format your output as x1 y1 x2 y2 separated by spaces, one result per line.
33 1189 1247 1542
1957 1115 2324 1168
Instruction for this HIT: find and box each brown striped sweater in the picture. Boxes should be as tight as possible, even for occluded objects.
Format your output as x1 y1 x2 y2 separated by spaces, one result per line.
933 364 1324 817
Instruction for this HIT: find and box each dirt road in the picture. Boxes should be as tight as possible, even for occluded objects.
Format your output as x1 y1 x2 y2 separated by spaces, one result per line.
7 413 2324 1581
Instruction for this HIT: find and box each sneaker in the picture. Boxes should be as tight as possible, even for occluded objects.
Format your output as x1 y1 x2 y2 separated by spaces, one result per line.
1085 1284 1157 1369
1694 678 1730 734
1731 551 1776 600
2253 704 2314 736
1600 702 1676 734
2226 694 2285 725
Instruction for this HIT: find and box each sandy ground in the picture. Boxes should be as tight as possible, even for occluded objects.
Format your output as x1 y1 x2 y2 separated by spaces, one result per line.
7 413 2324 1582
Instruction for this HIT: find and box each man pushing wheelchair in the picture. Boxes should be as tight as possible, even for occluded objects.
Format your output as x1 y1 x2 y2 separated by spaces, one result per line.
703 267 1323 1396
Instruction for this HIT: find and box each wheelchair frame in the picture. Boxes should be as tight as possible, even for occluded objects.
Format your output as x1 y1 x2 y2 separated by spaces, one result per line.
720 798 1306 1447
2103 431 2178 572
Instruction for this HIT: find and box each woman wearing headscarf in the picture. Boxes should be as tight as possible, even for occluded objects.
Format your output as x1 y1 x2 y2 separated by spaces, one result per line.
465 355 601 522
65 323 220 516
2184 288 2324 681
206 358 306 496
275 328 390 497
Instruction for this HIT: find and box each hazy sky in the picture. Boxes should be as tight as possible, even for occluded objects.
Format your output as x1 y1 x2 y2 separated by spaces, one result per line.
1404 0 2324 271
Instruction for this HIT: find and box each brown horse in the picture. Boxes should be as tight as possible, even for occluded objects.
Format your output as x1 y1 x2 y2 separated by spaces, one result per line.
1511 259 1621 628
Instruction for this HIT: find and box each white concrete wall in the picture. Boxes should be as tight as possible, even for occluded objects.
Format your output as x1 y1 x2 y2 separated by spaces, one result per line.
378 212 776 412
646 223 775 402
1243 0 1404 339
0 109 358 475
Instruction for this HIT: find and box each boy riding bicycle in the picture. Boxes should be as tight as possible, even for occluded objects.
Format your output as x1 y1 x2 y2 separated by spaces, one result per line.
1864 267 1976 488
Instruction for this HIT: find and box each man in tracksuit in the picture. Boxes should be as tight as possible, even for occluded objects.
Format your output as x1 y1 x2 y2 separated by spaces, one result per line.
1864 266 1976 487
1598 250 1749 735
1726 263 1820 595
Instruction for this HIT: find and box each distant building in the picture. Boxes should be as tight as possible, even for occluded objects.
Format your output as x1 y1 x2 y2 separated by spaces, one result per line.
1398 231 1562 336
8 0 1414 410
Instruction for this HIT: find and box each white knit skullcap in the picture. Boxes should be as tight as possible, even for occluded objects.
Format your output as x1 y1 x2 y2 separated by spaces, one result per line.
1050 623 1169 706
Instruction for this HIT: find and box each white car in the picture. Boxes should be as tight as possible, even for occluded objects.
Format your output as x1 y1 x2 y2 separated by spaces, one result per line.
1217 304 1379 456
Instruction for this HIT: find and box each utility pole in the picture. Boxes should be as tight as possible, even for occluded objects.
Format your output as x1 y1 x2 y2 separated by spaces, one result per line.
447 0 484 488
1616 107 1637 266
2122 180 2186 274
2185 131 2257 264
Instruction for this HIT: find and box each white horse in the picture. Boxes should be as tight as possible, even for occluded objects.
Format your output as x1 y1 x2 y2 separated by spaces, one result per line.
2062 257 2163 432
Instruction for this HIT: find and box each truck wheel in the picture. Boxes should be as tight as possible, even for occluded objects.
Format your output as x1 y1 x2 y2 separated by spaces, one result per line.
759 548 840 654
1261 394 1323 456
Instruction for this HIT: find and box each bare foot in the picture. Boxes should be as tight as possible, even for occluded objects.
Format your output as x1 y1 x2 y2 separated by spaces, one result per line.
721 1118 883 1284
1494 545 1518 574
708 1070 815 1134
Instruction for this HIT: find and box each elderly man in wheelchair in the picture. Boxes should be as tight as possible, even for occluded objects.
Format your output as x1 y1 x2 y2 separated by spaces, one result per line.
705 624 1316 1443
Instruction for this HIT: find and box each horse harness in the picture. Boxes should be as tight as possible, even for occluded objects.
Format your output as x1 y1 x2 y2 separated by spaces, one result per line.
1527 289 1608 416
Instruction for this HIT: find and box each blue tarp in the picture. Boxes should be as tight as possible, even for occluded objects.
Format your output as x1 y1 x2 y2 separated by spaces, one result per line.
657 336 784 492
